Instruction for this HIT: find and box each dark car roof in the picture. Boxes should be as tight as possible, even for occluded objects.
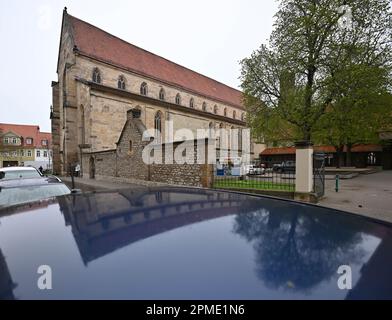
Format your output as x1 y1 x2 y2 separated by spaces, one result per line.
0 187 391 300
0 176 62 188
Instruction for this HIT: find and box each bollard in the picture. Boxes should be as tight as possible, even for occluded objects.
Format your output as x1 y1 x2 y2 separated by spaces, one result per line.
335 174 339 192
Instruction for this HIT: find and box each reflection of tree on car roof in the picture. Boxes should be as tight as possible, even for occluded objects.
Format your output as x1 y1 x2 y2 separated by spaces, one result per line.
233 208 366 292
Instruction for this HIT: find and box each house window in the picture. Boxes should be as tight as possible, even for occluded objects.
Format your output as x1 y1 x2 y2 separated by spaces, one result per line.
37 150 40 157
159 88 165 101
43 151 48 158
4 137 9 144
140 82 148 96
118 75 126 90
42 140 48 146
214 105 218 114
189 98 194 108
92 68 101 84
26 138 32 145
12 151 17 157
12 137 17 144
27 150 32 157
224 108 227 117
233 111 236 119
175 93 181 105
154 112 162 143
202 102 207 112
241 113 245 121
20 150 24 157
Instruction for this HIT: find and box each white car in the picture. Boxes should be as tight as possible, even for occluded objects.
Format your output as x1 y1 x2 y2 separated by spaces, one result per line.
0 166 43 180
245 165 265 176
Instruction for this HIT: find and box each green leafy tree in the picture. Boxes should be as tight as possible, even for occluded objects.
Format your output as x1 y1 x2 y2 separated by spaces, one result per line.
241 0 392 144
314 65 392 166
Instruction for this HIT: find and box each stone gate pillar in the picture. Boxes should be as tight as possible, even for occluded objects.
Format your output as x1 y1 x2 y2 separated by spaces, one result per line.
294 141 314 202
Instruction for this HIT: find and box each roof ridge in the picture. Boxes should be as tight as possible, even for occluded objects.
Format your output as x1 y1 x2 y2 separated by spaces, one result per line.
0 123 40 128
66 13 243 99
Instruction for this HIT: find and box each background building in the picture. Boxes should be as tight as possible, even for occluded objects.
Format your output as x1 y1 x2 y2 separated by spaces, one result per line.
51 8 264 176
0 123 52 169
260 144 388 169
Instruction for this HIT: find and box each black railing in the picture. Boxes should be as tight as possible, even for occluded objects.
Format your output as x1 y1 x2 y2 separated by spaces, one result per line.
313 153 326 197
213 165 295 192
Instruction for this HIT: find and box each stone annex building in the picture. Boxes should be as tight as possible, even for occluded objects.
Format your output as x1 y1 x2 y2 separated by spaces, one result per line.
51 8 263 184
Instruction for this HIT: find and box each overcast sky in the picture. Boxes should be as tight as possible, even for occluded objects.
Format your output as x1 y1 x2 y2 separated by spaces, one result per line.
0 0 279 132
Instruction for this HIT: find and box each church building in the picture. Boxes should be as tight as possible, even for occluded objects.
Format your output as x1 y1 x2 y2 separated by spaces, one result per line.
51 8 263 176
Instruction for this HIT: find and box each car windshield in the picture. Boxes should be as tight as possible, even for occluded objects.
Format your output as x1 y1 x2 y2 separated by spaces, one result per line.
0 184 71 208
0 169 41 180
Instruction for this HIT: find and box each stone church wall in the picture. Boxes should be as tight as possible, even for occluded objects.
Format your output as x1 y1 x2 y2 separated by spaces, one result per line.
82 110 214 188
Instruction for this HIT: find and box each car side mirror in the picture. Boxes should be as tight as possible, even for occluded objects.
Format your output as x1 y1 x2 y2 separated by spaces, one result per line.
71 188 82 194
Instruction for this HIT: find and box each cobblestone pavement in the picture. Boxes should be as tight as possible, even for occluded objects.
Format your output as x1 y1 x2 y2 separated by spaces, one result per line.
318 171 392 223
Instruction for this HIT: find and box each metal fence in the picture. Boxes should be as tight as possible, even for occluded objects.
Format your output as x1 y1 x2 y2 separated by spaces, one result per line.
313 153 326 197
213 166 295 192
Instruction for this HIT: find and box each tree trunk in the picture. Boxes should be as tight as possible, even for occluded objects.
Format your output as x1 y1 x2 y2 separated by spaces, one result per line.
346 144 352 167
336 145 345 168
302 127 311 142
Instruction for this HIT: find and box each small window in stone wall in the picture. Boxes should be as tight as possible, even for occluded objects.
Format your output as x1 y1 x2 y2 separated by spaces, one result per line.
118 75 126 90
159 88 165 101
129 140 133 153
103 105 110 112
92 68 101 84
175 93 181 105
140 82 148 96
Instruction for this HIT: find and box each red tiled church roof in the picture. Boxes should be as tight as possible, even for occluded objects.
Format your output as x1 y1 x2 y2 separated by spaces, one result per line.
0 123 51 148
65 11 244 109
260 144 383 156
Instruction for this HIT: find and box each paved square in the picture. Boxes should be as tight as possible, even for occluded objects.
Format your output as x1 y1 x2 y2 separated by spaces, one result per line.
318 171 392 223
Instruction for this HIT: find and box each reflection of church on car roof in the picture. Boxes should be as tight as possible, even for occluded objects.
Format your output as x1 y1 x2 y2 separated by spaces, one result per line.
59 189 245 264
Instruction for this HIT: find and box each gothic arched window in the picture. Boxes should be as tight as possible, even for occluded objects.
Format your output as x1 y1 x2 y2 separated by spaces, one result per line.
175 93 181 105
214 105 218 114
154 112 162 142
140 82 148 96
118 75 126 90
189 98 194 108
159 88 165 101
224 108 227 117
209 122 214 138
92 68 101 84
233 110 236 119
202 102 207 112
